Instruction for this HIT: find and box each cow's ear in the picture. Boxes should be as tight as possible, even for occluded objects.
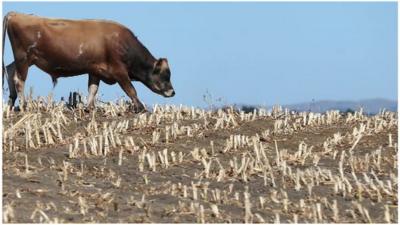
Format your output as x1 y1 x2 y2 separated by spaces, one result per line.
160 58 169 70
153 60 163 74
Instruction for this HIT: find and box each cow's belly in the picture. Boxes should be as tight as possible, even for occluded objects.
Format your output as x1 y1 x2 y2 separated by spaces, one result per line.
31 45 119 85
99 78 116 85
34 57 118 86
33 54 89 77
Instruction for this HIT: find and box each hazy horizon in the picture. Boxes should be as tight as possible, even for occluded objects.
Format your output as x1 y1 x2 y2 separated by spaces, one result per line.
2 2 397 108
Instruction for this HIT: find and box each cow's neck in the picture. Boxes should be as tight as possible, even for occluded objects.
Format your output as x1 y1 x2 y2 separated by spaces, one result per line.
128 56 155 82
125 33 156 82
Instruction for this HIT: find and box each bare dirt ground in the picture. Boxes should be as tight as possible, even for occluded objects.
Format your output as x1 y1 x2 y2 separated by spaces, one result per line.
2 100 398 223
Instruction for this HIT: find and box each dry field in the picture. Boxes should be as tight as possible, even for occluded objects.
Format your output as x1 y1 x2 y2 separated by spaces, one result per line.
2 97 398 223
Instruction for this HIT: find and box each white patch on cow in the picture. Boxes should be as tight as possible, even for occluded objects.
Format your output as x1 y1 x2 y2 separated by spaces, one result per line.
87 81 99 105
113 32 119 37
164 89 175 97
78 43 84 56
27 42 37 53
13 75 25 90
37 31 41 39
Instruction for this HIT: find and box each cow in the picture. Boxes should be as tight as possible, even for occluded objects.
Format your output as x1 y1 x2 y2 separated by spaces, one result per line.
2 12 175 112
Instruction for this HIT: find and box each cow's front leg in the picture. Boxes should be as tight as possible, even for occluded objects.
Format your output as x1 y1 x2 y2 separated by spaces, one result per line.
117 79 145 113
87 74 100 109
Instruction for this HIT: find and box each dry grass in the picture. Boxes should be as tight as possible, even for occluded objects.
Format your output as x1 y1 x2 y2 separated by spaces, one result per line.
2 97 398 223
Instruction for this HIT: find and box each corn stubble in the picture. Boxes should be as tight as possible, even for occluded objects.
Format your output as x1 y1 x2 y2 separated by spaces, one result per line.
2 97 398 223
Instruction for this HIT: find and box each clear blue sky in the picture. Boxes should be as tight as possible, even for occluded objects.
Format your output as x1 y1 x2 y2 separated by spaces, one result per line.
2 2 398 107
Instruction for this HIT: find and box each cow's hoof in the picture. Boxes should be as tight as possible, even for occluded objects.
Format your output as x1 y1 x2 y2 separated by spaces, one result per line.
6 105 15 112
131 103 146 114
138 108 148 113
134 107 146 114
84 107 95 113
14 104 27 112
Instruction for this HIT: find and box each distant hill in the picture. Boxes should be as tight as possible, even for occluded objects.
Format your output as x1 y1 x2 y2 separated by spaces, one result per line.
239 98 397 115
284 98 397 114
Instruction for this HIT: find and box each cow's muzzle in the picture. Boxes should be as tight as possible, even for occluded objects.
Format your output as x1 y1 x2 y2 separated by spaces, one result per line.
163 89 175 97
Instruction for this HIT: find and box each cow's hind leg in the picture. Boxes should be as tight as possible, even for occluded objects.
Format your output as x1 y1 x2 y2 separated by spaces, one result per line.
13 62 29 111
117 78 145 113
5 62 17 108
87 74 100 109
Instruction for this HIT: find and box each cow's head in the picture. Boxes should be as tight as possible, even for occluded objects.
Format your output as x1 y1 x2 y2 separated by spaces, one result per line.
145 58 175 97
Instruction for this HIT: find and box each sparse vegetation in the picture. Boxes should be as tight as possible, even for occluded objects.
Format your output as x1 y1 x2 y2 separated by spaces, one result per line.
2 96 398 223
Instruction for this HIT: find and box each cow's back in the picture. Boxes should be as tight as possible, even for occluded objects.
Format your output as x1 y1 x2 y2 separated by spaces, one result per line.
7 13 129 76
9 13 125 39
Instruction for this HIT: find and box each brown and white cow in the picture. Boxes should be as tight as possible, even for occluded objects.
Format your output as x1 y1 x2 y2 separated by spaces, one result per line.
2 12 175 112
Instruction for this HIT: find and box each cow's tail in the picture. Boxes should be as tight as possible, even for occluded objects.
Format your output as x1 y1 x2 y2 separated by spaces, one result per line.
2 12 10 89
